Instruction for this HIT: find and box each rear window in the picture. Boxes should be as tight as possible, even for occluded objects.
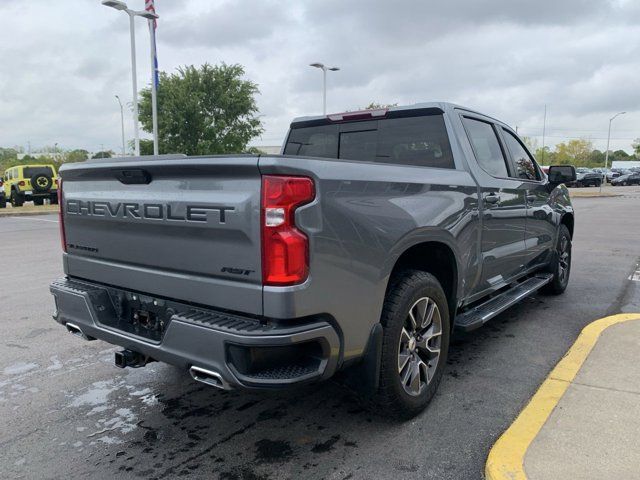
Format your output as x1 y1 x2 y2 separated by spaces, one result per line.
284 115 455 169
23 166 54 178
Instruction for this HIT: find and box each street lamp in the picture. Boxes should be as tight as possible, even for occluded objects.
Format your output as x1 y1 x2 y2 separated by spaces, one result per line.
600 111 626 192
310 63 339 115
102 0 158 156
115 95 126 156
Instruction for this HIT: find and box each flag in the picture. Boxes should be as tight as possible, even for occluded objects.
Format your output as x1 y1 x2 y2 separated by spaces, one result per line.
145 0 159 88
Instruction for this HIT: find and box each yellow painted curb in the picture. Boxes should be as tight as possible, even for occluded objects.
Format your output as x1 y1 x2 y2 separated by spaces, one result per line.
485 313 640 480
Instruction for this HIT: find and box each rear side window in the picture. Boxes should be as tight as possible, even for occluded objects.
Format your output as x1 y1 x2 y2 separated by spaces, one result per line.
462 117 509 178
502 129 540 181
23 166 54 178
284 115 455 169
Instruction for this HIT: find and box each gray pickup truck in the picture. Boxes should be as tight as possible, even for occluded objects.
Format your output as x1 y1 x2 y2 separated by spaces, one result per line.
50 102 576 418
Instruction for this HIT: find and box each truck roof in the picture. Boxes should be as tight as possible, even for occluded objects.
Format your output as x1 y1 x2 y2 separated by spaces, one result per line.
290 101 499 126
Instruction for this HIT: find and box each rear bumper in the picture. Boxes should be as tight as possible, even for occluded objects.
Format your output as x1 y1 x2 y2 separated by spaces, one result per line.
25 191 56 198
50 277 341 389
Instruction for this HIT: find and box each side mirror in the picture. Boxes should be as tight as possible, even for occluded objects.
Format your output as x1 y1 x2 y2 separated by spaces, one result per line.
548 165 576 185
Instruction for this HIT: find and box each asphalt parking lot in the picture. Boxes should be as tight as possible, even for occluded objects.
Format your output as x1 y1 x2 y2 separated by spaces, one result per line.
2 188 639 480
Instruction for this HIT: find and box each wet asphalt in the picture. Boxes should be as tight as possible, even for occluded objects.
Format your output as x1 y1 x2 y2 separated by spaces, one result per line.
1 187 639 480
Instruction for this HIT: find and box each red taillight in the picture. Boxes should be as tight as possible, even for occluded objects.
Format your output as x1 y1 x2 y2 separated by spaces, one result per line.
261 175 315 286
19 180 25 186
57 178 66 252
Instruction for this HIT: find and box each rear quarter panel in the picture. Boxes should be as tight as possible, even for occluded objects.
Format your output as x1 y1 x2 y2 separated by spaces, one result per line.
259 155 480 362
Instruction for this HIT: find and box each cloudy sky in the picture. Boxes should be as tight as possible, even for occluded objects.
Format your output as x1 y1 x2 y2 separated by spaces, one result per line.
0 0 639 154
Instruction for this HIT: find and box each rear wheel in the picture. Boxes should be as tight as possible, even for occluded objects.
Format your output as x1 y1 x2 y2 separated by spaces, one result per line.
543 224 572 295
50 194 59 205
33 197 44 206
374 270 450 419
0 196 6 208
10 190 24 207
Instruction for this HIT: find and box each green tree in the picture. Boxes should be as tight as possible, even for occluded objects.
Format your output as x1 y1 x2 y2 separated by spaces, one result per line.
553 139 593 167
632 138 640 156
0 147 18 161
588 149 605 167
522 136 538 152
92 151 113 159
534 146 555 165
139 63 263 155
362 102 398 110
609 149 629 163
64 149 89 163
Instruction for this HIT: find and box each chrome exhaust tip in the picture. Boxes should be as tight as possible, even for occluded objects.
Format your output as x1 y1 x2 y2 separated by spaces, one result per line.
189 366 229 390
65 322 94 341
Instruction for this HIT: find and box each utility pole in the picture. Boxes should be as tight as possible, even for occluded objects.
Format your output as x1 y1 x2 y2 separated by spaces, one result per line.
541 104 547 165
600 111 626 193
115 95 126 156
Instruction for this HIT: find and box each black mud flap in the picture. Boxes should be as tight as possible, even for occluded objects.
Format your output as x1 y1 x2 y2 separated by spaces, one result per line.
340 323 383 396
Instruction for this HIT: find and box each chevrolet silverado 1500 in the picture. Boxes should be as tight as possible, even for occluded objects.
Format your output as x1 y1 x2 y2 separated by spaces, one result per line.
50 102 576 417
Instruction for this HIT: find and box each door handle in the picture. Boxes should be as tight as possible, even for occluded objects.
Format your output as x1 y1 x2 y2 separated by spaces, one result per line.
484 193 500 205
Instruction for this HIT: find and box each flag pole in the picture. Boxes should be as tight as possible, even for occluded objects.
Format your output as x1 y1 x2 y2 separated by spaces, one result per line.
148 18 159 155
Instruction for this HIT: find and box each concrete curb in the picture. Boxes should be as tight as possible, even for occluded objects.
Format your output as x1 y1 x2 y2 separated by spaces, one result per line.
0 208 58 218
485 313 640 480
569 192 618 198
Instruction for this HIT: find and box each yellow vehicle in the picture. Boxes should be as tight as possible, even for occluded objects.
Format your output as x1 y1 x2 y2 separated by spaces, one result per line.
1 164 59 208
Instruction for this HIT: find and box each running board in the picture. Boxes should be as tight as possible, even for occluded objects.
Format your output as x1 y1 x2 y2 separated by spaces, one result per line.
454 274 553 332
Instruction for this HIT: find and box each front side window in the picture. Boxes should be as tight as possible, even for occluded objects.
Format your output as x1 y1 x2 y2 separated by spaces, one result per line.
462 117 509 178
503 130 540 181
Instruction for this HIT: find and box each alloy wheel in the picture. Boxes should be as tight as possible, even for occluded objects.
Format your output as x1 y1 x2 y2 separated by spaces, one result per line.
397 296 442 396
558 235 570 284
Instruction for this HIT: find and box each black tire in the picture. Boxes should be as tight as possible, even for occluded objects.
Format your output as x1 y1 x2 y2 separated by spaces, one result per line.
374 270 450 419
33 197 44 206
543 224 572 295
31 173 53 192
50 194 59 205
10 190 24 207
0 196 6 208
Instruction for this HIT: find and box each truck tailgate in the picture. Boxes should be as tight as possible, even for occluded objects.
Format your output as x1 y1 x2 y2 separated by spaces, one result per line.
60 156 263 315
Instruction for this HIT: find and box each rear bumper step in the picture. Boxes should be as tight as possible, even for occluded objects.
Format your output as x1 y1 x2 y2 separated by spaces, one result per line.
454 274 553 332
50 277 340 389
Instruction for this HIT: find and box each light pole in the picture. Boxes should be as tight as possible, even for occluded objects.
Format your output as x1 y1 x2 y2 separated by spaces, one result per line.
101 1 158 156
310 63 339 115
115 95 126 156
600 111 626 192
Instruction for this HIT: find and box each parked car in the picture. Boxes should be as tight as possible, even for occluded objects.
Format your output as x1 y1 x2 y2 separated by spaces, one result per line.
50 102 576 418
607 168 629 183
0 177 5 208
2 164 59 207
573 168 602 187
611 172 640 186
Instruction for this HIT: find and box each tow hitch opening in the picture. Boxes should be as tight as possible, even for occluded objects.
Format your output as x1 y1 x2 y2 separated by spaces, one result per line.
114 349 153 369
